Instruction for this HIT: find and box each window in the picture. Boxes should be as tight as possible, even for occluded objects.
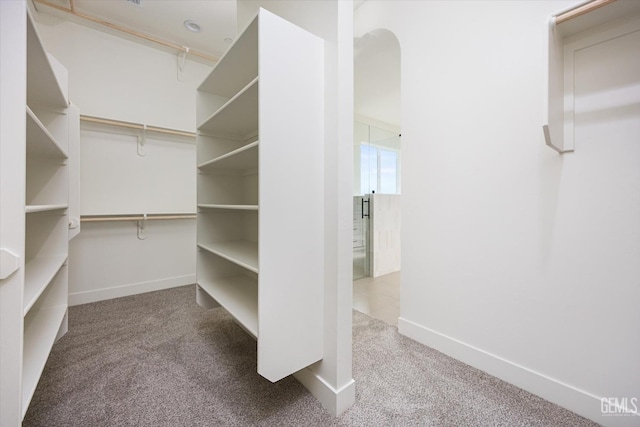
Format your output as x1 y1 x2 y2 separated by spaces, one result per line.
360 144 400 194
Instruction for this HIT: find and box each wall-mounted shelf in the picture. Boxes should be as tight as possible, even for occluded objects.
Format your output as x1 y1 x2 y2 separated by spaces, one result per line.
198 78 259 139
197 275 258 337
25 204 68 213
198 241 259 274
198 204 258 211
23 256 67 315
22 299 67 418
197 140 258 171
26 12 67 109
198 17 258 98
544 0 640 153
26 107 68 159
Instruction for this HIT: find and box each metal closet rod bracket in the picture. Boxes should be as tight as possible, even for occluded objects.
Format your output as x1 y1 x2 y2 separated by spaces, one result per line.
138 124 146 157
137 214 147 240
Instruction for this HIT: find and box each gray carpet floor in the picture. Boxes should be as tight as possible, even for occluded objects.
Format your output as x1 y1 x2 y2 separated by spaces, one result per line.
24 285 598 426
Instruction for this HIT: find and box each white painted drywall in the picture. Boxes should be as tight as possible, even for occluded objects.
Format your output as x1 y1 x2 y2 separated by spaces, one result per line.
354 28 401 127
237 0 355 416
33 13 211 303
356 1 639 426
68 220 196 305
33 13 211 131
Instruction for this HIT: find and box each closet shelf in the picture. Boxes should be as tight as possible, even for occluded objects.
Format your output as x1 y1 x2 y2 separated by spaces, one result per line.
22 303 67 418
198 140 259 171
198 17 258 98
26 12 68 108
26 107 69 159
197 77 259 139
23 256 67 315
198 276 258 337
198 204 258 211
25 204 68 213
198 241 259 273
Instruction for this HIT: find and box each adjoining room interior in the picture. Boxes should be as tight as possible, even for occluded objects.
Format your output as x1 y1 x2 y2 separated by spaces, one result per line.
352 28 402 326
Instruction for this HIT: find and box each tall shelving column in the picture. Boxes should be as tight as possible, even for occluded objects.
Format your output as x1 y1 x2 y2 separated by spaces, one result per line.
22 9 72 419
196 8 325 382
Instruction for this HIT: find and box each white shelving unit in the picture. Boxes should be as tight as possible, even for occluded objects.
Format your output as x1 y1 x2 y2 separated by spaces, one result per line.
21 9 73 419
0 5 77 423
196 8 325 383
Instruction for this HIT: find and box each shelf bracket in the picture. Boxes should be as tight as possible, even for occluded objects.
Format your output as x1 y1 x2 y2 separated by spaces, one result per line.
137 124 146 156
0 248 20 280
543 125 573 154
177 47 189 82
137 214 147 240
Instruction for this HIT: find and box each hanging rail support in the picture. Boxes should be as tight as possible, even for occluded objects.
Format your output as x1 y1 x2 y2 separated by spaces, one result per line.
177 47 189 81
137 124 146 156
137 214 147 240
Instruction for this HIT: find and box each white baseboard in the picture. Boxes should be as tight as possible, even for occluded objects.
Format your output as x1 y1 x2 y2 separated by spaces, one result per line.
398 317 639 427
69 275 196 306
294 368 355 416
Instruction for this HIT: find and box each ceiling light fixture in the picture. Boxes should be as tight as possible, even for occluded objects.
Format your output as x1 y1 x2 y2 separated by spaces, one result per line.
184 20 202 33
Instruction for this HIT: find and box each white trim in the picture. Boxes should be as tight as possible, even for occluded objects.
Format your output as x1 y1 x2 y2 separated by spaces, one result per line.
68 274 195 306
293 368 356 416
398 317 640 427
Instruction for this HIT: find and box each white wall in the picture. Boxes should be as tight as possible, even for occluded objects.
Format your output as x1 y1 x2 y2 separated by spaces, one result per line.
356 1 639 426
34 13 212 304
34 13 210 131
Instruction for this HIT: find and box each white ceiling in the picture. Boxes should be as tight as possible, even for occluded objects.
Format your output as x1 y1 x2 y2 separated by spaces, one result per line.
31 0 401 127
32 0 238 59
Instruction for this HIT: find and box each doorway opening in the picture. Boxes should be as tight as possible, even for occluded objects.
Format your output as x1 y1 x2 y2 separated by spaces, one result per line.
352 28 401 326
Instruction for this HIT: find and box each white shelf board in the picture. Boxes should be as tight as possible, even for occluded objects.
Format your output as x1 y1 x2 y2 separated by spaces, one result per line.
198 275 258 337
198 140 259 171
198 15 258 98
22 304 67 418
26 12 67 108
198 78 258 139
25 204 68 213
198 204 258 211
198 241 258 273
24 256 67 315
26 107 69 159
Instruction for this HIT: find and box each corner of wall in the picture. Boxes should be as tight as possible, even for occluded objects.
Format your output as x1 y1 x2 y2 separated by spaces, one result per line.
294 368 356 416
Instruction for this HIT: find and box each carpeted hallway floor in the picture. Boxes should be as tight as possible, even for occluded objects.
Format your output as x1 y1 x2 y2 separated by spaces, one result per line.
24 285 598 426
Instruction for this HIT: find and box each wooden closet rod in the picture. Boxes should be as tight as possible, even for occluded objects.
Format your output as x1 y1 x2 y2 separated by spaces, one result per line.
32 0 218 63
81 214 196 223
555 0 617 24
80 115 196 138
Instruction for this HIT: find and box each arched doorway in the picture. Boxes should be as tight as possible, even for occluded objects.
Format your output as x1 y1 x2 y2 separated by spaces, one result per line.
352 28 402 326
